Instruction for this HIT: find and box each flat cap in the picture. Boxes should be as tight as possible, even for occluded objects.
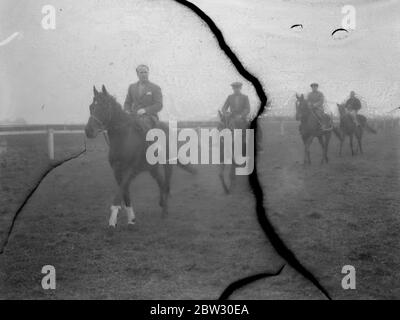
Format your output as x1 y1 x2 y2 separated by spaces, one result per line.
231 82 243 87
310 82 319 87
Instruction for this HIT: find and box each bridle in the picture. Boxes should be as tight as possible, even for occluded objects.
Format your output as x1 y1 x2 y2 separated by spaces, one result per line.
89 103 113 132
296 98 308 119
89 103 113 146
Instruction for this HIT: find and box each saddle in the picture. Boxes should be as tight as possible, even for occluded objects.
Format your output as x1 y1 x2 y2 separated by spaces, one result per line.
311 108 333 131
223 113 248 130
133 114 159 135
344 111 363 127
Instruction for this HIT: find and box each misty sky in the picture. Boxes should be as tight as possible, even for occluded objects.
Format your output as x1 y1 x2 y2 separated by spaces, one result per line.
1 0 399 123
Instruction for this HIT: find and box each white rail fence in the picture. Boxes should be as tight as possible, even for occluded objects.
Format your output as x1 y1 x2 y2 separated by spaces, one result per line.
0 127 84 160
0 118 398 160
0 122 219 160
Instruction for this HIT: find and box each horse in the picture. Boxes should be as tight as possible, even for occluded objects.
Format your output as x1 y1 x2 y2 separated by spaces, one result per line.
335 103 376 156
85 85 194 227
295 94 332 165
217 110 248 194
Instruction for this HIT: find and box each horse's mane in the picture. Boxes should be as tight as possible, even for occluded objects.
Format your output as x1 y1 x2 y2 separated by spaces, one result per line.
102 92 145 133
103 93 123 111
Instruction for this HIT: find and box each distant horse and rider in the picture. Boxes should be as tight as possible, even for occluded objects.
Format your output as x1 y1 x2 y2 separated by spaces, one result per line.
295 83 333 165
217 81 250 194
335 91 376 156
295 83 376 164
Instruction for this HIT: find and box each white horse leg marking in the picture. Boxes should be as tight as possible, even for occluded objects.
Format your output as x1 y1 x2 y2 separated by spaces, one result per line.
109 205 121 227
126 206 136 225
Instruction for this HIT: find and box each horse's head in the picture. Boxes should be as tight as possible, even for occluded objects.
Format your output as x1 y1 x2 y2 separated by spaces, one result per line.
337 103 346 116
85 85 116 138
295 93 308 120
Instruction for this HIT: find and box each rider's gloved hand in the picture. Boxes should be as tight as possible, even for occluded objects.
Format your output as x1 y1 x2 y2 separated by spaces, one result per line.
137 108 146 115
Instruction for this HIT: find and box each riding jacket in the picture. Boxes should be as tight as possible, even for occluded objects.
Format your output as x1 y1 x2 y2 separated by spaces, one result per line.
307 91 325 110
123 81 163 117
222 93 250 118
345 97 362 111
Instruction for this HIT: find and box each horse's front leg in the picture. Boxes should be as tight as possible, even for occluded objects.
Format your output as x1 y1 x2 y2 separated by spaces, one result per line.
110 164 123 227
339 136 344 157
111 165 135 227
357 130 363 154
349 134 354 156
121 171 137 225
324 132 331 163
303 136 313 165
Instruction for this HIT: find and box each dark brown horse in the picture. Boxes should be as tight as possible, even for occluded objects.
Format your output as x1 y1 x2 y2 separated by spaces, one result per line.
217 111 249 194
85 85 193 227
295 94 332 165
335 103 376 156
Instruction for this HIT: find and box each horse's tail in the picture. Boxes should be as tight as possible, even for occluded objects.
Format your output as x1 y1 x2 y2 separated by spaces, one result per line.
358 115 377 134
158 121 197 176
177 161 197 175
363 122 377 134
166 156 197 175
162 159 196 196
333 125 343 141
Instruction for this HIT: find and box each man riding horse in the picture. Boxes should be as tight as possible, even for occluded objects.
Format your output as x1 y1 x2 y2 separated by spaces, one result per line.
344 90 362 127
123 64 162 131
218 81 251 193
221 82 250 128
306 82 331 131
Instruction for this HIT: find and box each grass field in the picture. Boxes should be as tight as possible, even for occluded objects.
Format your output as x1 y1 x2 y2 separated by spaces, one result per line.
0 120 399 299
0 134 86 250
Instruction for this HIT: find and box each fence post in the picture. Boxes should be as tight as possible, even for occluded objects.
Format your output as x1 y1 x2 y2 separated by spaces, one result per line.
0 138 7 155
47 128 54 160
280 120 285 135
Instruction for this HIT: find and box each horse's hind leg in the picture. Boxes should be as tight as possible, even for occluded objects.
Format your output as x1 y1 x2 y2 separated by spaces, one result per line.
324 132 331 163
149 166 168 214
317 136 325 164
229 163 236 193
219 164 230 194
357 130 363 154
164 164 173 196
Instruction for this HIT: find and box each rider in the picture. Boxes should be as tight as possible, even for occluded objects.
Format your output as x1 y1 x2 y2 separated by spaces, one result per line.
306 82 330 130
221 82 250 127
123 64 162 131
344 91 362 126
